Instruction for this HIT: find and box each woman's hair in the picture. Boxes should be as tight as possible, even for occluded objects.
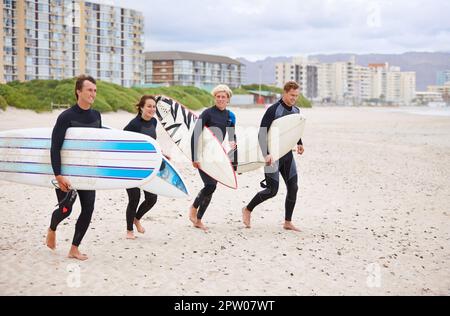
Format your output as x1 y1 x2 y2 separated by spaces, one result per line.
135 95 157 115
211 84 233 98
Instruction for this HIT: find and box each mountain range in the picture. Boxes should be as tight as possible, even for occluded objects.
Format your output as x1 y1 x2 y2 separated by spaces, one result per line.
237 52 450 91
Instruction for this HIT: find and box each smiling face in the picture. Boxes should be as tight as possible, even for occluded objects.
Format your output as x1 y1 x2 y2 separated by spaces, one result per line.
77 80 97 108
141 98 156 120
282 88 300 107
214 91 230 110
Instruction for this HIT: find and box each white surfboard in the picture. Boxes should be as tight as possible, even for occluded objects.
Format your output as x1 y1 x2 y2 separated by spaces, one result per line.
226 114 306 173
155 96 237 189
0 128 163 190
140 157 190 198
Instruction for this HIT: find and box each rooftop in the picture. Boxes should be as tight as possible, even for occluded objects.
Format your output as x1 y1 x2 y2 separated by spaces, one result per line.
145 51 242 66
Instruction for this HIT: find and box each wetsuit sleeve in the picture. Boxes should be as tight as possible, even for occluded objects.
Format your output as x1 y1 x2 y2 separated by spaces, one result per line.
191 110 209 161
227 110 236 142
258 105 276 156
296 106 302 146
50 114 70 177
124 119 139 133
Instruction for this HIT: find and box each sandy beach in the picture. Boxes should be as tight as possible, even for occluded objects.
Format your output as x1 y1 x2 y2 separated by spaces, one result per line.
0 105 449 296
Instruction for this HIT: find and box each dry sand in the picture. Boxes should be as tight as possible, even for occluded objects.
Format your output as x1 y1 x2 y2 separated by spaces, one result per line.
0 106 449 296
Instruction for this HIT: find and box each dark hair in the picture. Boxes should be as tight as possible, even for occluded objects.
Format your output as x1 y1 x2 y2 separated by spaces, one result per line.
284 81 300 92
75 75 96 100
135 95 157 115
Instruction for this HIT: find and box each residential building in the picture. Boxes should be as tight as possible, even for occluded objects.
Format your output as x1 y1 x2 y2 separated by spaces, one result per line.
1 0 144 87
275 56 318 99
436 70 450 85
144 51 244 89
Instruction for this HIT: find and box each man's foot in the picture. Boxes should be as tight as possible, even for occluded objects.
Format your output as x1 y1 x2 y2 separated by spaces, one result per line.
242 207 251 228
46 228 56 250
193 219 208 232
68 246 88 261
134 219 145 234
126 231 136 240
189 206 198 225
283 221 301 232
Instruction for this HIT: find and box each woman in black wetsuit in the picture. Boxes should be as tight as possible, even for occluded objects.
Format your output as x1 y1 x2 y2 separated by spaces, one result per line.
123 95 165 240
189 85 237 231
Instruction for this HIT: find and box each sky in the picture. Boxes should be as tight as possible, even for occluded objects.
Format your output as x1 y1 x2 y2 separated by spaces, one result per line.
96 0 450 61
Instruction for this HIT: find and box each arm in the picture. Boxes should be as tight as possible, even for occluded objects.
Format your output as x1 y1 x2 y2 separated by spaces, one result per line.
50 114 71 191
191 110 209 163
227 110 237 149
258 106 276 157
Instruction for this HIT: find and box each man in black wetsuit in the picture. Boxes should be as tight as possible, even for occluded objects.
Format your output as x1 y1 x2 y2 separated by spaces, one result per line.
46 75 102 261
189 84 237 231
242 81 305 232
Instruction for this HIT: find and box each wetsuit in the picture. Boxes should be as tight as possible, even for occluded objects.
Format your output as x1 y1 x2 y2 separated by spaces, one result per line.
124 115 158 231
191 106 236 220
246 99 303 221
50 104 102 247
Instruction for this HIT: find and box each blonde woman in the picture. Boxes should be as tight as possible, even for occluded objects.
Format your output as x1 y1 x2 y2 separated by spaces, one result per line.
189 85 237 231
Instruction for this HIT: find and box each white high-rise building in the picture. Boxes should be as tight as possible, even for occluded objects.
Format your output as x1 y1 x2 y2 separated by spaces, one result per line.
1 0 144 87
276 56 415 104
276 56 318 99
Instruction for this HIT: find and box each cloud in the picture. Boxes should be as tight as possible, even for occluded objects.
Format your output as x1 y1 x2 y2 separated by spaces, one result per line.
96 0 450 61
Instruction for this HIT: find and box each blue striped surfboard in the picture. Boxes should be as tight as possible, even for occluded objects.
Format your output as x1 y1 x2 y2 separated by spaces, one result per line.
0 128 162 190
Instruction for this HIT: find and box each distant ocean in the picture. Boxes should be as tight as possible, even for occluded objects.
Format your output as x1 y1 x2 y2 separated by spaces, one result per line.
379 107 450 117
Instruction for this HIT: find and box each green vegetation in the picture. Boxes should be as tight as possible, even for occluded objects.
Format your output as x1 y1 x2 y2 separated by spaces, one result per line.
0 80 213 113
133 86 212 110
232 84 312 108
0 94 7 110
241 84 283 94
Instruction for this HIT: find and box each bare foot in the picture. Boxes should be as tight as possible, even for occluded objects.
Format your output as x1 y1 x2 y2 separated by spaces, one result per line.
189 206 198 225
283 221 301 232
46 228 56 250
126 231 136 240
68 246 88 261
134 219 145 234
242 207 251 228
193 219 208 232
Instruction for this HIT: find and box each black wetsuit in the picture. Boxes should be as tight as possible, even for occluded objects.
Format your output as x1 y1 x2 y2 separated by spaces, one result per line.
191 106 236 220
50 104 102 247
246 99 303 221
124 115 158 231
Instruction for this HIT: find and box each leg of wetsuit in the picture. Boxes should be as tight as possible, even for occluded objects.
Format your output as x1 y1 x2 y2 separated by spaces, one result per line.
279 153 299 221
72 190 96 247
246 168 280 212
193 169 217 220
50 189 76 231
126 188 140 232
136 191 158 220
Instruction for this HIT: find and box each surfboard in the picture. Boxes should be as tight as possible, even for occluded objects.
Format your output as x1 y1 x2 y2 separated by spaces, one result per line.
155 96 237 189
140 157 190 198
0 128 162 190
225 114 306 173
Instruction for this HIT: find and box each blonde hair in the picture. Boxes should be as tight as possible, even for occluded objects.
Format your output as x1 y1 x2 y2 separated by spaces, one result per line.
211 84 232 98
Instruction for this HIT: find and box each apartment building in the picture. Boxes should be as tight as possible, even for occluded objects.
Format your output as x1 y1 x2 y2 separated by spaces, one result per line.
277 56 416 105
275 56 318 99
436 70 450 86
144 51 244 89
1 0 144 87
